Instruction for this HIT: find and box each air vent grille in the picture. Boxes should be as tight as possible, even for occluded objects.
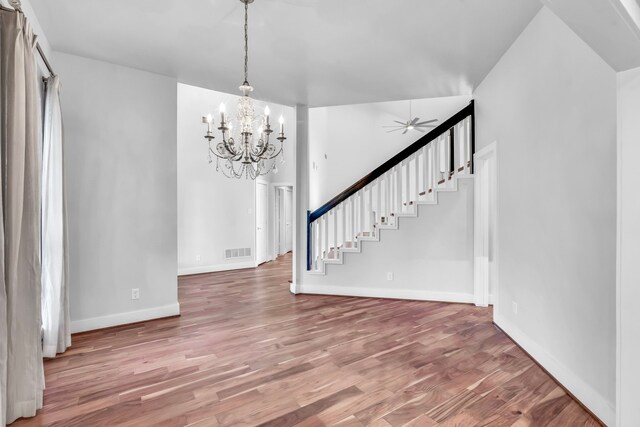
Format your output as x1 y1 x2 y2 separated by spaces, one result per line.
225 248 252 259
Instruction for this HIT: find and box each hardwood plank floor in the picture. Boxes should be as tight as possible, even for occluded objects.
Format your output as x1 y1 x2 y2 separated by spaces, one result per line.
13 253 601 426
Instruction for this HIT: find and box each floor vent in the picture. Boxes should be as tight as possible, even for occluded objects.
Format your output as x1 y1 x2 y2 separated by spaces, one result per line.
225 248 252 259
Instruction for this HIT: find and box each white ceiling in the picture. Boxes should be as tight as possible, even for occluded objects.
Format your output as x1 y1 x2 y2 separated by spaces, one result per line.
30 0 543 107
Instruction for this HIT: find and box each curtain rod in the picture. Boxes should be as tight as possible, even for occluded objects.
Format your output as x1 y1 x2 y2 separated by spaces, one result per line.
2 0 55 77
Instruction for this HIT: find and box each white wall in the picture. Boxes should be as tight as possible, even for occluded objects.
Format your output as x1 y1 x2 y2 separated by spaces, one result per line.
617 66 640 427
474 7 616 424
177 83 295 275
55 52 179 332
309 96 470 210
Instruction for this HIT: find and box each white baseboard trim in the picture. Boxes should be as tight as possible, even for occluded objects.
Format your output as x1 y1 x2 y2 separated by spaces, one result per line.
290 282 299 294
494 313 614 426
297 284 474 304
178 261 255 276
71 302 181 334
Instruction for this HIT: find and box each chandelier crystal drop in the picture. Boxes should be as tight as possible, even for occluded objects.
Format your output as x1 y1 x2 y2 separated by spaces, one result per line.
202 0 286 179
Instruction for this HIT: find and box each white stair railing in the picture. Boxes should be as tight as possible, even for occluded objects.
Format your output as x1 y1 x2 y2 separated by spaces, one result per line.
307 101 475 273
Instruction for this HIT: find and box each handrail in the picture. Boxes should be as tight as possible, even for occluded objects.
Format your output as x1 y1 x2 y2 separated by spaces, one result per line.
309 100 474 223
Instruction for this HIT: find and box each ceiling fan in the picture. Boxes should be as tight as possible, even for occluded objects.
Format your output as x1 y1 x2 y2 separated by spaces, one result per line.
383 100 438 134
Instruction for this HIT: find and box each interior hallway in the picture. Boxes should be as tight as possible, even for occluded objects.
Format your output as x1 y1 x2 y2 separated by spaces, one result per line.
13 254 599 426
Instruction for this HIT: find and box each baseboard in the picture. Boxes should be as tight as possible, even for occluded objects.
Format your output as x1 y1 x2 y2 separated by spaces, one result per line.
297 284 474 304
493 312 614 426
178 261 255 276
290 282 299 294
70 302 181 333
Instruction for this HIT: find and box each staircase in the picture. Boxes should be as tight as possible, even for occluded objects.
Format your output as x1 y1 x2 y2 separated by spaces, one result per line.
306 101 475 274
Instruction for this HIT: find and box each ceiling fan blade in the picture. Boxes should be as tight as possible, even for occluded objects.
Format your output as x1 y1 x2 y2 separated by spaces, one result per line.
410 118 419 125
382 125 403 128
415 124 437 129
402 129 408 135
386 128 404 133
393 120 407 126
414 119 438 125
414 128 425 133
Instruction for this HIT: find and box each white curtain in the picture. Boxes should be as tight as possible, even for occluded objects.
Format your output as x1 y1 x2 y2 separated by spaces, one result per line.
0 8 45 427
41 75 70 358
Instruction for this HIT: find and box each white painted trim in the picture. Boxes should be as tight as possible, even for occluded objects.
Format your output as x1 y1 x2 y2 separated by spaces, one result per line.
473 142 498 308
178 261 256 276
71 302 180 333
290 282 299 294
255 180 269 265
494 312 615 426
297 284 474 304
616 72 623 427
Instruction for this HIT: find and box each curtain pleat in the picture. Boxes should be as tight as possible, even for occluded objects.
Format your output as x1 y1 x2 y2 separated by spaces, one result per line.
0 9 45 426
41 75 70 358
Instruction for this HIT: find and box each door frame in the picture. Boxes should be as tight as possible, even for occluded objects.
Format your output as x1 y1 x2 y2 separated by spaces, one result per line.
255 180 269 266
270 182 295 261
473 142 498 307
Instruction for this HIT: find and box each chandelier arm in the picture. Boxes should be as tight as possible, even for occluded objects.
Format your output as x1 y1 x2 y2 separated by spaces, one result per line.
252 141 270 158
210 141 240 160
222 137 239 157
262 142 284 160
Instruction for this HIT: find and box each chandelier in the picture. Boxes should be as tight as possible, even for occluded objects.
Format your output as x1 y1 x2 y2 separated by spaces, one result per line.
202 0 286 179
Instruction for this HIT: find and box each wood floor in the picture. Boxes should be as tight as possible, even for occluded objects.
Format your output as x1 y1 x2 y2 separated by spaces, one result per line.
14 253 600 426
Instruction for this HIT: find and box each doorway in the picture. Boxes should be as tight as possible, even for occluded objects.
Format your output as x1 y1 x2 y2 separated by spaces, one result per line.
474 142 497 307
256 181 268 265
276 186 293 256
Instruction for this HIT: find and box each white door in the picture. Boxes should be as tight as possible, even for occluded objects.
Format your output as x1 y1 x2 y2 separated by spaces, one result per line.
256 181 268 265
284 188 293 253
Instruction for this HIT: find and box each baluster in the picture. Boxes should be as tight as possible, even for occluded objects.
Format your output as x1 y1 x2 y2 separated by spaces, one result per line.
359 189 365 237
404 159 410 207
333 207 338 259
328 211 333 259
315 221 320 268
459 122 465 172
353 192 358 237
340 200 347 249
437 137 445 184
385 170 391 222
422 146 428 198
376 178 381 225
430 143 436 192
311 221 316 269
323 215 329 260
448 128 454 180
395 165 402 214
318 217 324 262
350 196 356 244
367 184 373 232
466 116 472 171
413 154 419 205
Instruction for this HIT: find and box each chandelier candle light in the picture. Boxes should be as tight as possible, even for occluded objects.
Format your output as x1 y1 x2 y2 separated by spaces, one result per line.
202 0 286 179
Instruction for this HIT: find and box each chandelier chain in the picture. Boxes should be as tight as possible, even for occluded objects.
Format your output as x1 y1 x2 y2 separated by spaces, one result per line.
244 0 249 84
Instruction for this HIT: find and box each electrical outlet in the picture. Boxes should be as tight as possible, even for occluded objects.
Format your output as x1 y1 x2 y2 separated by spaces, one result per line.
512 301 518 315
387 272 394 281
196 254 201 262
131 288 140 300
